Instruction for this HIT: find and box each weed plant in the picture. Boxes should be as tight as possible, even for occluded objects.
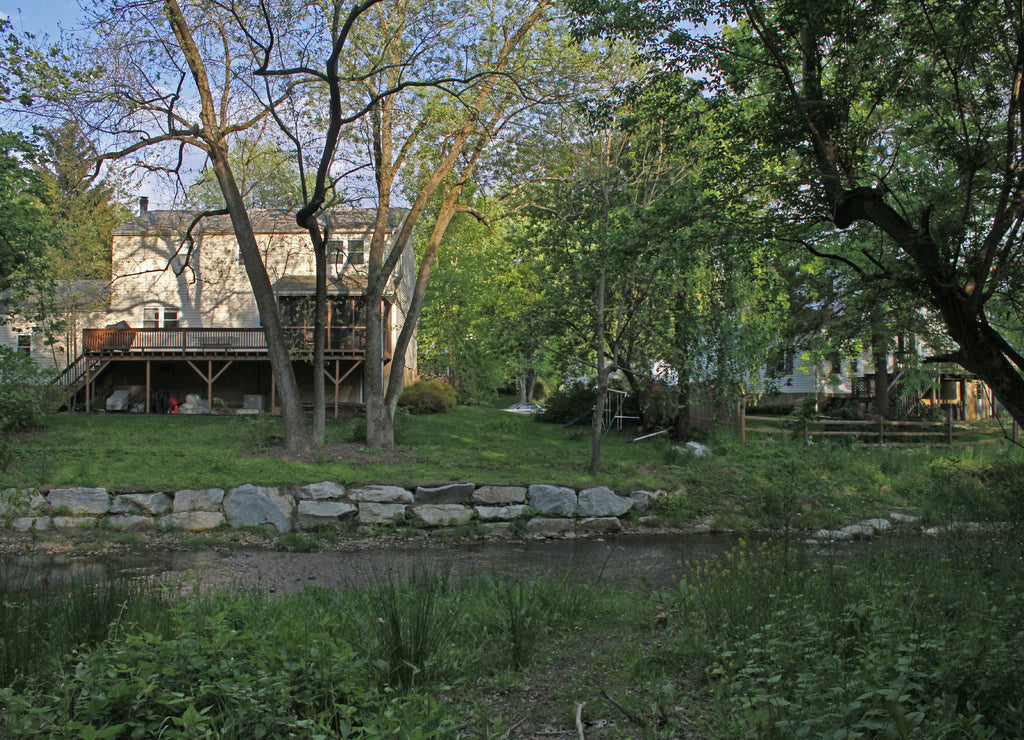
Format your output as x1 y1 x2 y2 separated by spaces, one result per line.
663 533 1024 737
0 574 167 690
354 566 461 689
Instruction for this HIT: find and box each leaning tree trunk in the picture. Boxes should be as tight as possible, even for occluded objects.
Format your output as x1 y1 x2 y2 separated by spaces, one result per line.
164 0 310 454
208 153 310 453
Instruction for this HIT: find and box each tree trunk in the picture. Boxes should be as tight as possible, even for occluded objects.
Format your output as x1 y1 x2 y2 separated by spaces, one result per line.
674 381 692 441
518 369 537 404
209 155 310 453
163 0 310 454
872 333 889 419
590 268 608 475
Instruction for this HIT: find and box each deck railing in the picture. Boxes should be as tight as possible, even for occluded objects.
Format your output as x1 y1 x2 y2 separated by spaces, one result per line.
82 326 384 356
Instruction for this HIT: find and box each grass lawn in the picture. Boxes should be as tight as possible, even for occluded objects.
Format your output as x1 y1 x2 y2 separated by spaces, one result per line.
2 403 1023 530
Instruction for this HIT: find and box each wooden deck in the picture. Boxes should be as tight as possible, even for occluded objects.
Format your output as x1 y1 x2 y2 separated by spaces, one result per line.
83 326 381 360
61 326 384 415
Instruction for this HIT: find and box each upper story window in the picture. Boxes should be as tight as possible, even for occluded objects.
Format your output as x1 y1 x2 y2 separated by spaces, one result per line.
348 239 364 265
143 307 180 329
328 239 345 267
328 238 366 267
769 348 796 375
16 334 30 354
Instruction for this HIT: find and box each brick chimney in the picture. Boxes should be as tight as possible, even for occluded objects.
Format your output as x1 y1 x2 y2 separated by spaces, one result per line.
139 196 149 215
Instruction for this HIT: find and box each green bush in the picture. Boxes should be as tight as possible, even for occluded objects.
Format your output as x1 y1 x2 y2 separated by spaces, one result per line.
536 378 595 424
1 588 466 737
667 535 1024 737
0 346 59 460
397 380 457 415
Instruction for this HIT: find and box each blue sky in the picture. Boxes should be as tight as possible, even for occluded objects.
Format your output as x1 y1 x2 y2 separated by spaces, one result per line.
2 0 85 39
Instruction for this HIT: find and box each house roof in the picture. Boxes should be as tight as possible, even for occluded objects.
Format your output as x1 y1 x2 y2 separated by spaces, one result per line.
113 207 406 237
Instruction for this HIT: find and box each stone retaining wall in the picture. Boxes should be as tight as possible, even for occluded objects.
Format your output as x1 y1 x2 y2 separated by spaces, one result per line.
0 482 660 538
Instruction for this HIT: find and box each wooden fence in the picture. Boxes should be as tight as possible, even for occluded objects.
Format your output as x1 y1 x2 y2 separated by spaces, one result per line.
744 409 1015 444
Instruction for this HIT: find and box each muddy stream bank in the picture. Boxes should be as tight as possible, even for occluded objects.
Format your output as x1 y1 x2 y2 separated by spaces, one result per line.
2 533 739 593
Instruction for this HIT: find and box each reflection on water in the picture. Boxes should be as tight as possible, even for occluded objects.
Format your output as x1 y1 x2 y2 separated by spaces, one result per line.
1 534 739 593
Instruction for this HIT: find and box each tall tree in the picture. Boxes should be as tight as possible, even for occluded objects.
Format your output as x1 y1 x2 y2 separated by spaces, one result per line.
570 0 1024 429
35 122 128 363
32 0 355 453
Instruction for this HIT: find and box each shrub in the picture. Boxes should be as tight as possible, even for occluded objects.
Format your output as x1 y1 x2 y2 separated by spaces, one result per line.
0 346 58 434
536 378 596 424
0 347 60 464
397 380 457 415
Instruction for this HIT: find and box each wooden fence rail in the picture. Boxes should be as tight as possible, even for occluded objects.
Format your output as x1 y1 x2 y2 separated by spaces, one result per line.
744 410 1011 444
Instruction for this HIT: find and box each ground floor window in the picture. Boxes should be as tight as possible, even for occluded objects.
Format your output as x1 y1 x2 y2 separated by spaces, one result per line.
17 334 30 354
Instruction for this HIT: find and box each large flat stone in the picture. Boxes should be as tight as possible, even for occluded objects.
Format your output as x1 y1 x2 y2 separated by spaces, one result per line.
577 487 632 517
111 492 172 515
481 521 514 537
528 485 577 516
412 504 473 527
629 490 657 512
158 511 225 531
473 485 527 505
107 515 156 532
415 483 476 505
577 516 623 534
475 504 528 521
0 488 46 516
52 516 99 529
48 487 110 515
224 485 294 533
358 502 407 524
349 485 414 504
525 517 575 538
12 516 51 531
298 481 346 500
173 489 225 512
297 500 357 527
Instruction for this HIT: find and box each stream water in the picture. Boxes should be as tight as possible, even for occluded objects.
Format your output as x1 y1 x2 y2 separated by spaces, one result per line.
1 534 740 593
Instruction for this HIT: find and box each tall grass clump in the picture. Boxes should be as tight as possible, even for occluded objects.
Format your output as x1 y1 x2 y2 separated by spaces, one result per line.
352 567 461 688
0 575 165 689
664 533 1024 737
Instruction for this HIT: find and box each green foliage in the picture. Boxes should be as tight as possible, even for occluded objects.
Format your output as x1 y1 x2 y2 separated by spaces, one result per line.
418 213 547 404
187 137 307 210
536 378 596 424
665 534 1024 737
398 380 458 415
0 131 53 291
275 531 321 551
349 568 461 689
0 347 59 463
1 586 466 737
0 575 164 690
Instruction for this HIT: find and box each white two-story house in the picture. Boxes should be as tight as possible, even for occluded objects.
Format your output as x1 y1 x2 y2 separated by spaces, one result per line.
7 200 417 415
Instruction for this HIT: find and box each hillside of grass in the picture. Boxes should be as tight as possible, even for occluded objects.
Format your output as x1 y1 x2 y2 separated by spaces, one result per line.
3 404 1024 531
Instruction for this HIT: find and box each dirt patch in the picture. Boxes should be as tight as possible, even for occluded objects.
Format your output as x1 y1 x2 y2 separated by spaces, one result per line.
240 441 418 465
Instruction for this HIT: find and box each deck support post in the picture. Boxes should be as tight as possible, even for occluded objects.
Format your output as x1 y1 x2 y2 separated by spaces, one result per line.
145 360 151 413
323 360 362 418
185 360 233 410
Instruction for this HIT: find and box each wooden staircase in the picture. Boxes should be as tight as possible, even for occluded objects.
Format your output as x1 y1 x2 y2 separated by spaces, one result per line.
53 354 109 410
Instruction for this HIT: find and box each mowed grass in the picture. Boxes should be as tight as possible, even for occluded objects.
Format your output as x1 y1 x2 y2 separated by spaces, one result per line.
0 406 670 491
2 404 1024 529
